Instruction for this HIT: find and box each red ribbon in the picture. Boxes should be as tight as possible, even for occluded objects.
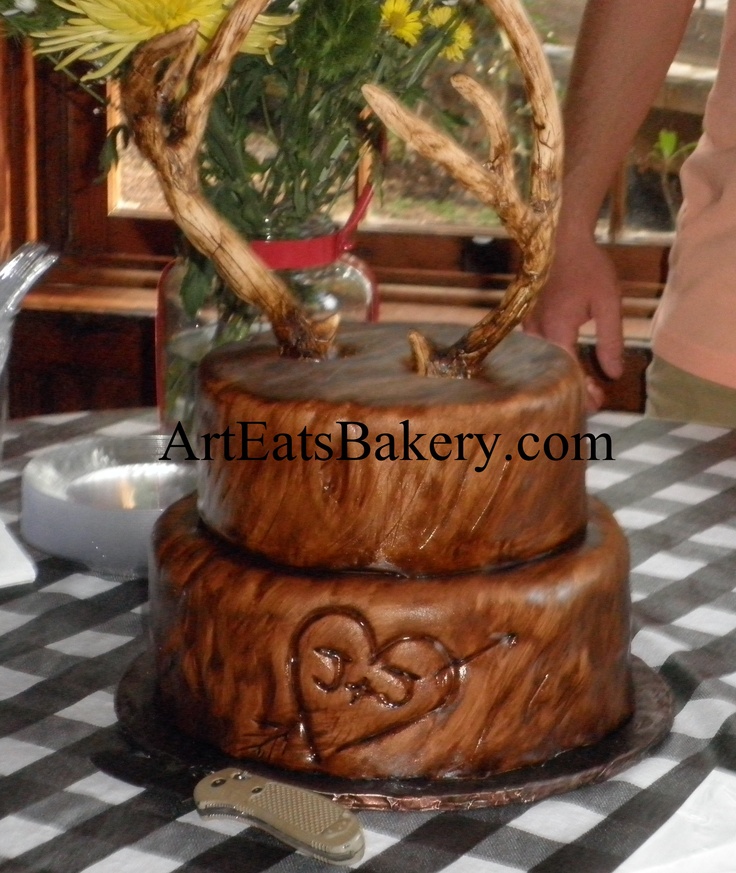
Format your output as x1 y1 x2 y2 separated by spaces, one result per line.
250 184 374 271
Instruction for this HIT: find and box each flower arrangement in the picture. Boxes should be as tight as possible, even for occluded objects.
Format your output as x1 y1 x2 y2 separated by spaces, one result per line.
2 0 562 411
2 0 476 314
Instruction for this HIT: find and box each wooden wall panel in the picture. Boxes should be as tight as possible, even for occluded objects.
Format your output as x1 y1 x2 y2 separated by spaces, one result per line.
0 39 36 258
8 310 156 418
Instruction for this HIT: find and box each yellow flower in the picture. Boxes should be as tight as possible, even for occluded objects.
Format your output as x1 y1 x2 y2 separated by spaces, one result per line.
425 5 452 29
32 0 295 81
441 19 472 62
380 0 423 47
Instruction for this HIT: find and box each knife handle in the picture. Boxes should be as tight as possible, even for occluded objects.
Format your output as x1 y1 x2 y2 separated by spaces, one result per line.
194 768 364 866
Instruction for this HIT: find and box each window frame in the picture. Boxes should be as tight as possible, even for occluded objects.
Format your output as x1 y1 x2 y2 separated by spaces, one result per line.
2 48 671 316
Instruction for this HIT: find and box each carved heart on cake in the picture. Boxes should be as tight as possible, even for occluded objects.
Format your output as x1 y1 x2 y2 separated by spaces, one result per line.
293 610 459 758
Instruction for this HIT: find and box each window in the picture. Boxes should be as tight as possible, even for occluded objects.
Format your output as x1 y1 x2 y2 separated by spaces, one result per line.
1 2 723 307
106 1 722 241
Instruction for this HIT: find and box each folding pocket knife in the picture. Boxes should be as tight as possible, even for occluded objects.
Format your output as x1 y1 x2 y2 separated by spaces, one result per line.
194 767 365 866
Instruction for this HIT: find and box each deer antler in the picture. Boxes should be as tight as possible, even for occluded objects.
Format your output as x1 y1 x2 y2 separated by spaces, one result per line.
363 0 562 376
119 0 338 359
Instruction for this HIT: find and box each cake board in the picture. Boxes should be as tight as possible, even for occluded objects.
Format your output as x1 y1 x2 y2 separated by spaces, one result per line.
110 652 674 812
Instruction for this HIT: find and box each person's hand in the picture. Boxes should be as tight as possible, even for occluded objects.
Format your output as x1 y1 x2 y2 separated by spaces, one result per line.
524 232 624 411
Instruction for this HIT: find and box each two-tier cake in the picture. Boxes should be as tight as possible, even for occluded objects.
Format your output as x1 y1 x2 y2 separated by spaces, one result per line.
148 323 633 781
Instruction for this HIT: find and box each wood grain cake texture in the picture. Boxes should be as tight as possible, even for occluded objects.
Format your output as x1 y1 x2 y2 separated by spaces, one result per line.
195 325 589 575
150 496 633 780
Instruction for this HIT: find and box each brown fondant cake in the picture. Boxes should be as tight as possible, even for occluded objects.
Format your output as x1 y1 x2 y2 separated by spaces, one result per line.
150 496 631 779
149 324 634 783
196 324 588 575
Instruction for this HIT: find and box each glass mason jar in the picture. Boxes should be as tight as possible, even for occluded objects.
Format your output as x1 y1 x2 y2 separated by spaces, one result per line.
157 214 377 431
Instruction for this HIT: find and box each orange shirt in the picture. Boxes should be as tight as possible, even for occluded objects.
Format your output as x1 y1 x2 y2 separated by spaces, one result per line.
652 2 736 388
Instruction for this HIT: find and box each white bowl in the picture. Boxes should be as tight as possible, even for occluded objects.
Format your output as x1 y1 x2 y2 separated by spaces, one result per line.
21 435 197 578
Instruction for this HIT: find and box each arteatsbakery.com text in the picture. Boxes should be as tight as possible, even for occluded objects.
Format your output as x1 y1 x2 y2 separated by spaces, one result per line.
161 420 615 471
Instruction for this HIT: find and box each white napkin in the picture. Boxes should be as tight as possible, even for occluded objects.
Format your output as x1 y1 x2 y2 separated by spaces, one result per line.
0 521 37 588
615 768 736 872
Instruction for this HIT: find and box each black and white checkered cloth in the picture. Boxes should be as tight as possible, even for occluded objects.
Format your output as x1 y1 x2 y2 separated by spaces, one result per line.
1 409 735 872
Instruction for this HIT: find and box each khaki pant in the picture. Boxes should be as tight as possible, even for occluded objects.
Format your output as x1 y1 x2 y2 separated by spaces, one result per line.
646 355 736 428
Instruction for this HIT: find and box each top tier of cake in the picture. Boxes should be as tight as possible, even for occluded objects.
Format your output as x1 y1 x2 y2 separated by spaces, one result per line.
196 324 588 575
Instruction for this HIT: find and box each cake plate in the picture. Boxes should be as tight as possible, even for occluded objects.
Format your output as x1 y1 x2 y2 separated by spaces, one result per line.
108 652 674 812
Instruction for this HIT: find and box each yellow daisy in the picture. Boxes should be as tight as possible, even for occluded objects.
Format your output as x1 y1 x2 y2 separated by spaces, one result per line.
380 0 423 47
425 5 452 29
32 0 295 80
441 19 472 62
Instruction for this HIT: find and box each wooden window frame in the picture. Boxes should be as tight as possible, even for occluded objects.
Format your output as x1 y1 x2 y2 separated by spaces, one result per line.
1 38 37 259
6 58 672 313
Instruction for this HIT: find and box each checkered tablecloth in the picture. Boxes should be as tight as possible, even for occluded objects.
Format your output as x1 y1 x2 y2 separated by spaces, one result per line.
1 409 736 873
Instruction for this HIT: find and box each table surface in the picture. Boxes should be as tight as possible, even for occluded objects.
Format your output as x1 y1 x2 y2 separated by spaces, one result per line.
1 409 736 873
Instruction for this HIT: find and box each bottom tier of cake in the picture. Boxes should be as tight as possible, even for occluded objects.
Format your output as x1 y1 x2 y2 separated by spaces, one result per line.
149 496 633 781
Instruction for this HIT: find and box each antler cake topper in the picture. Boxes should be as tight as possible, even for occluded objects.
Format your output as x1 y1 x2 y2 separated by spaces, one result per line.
363 0 563 375
120 0 338 361
120 0 562 376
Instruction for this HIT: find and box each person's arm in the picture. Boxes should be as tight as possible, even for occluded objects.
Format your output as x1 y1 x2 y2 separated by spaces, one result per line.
525 0 695 402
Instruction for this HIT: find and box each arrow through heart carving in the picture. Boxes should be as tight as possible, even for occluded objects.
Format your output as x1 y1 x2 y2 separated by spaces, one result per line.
292 609 515 761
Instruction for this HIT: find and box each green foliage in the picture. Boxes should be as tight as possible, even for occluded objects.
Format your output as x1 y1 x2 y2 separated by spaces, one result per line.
0 0 65 37
98 124 131 178
179 250 216 319
651 129 696 164
655 129 680 162
647 128 699 227
198 0 474 239
288 0 380 83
